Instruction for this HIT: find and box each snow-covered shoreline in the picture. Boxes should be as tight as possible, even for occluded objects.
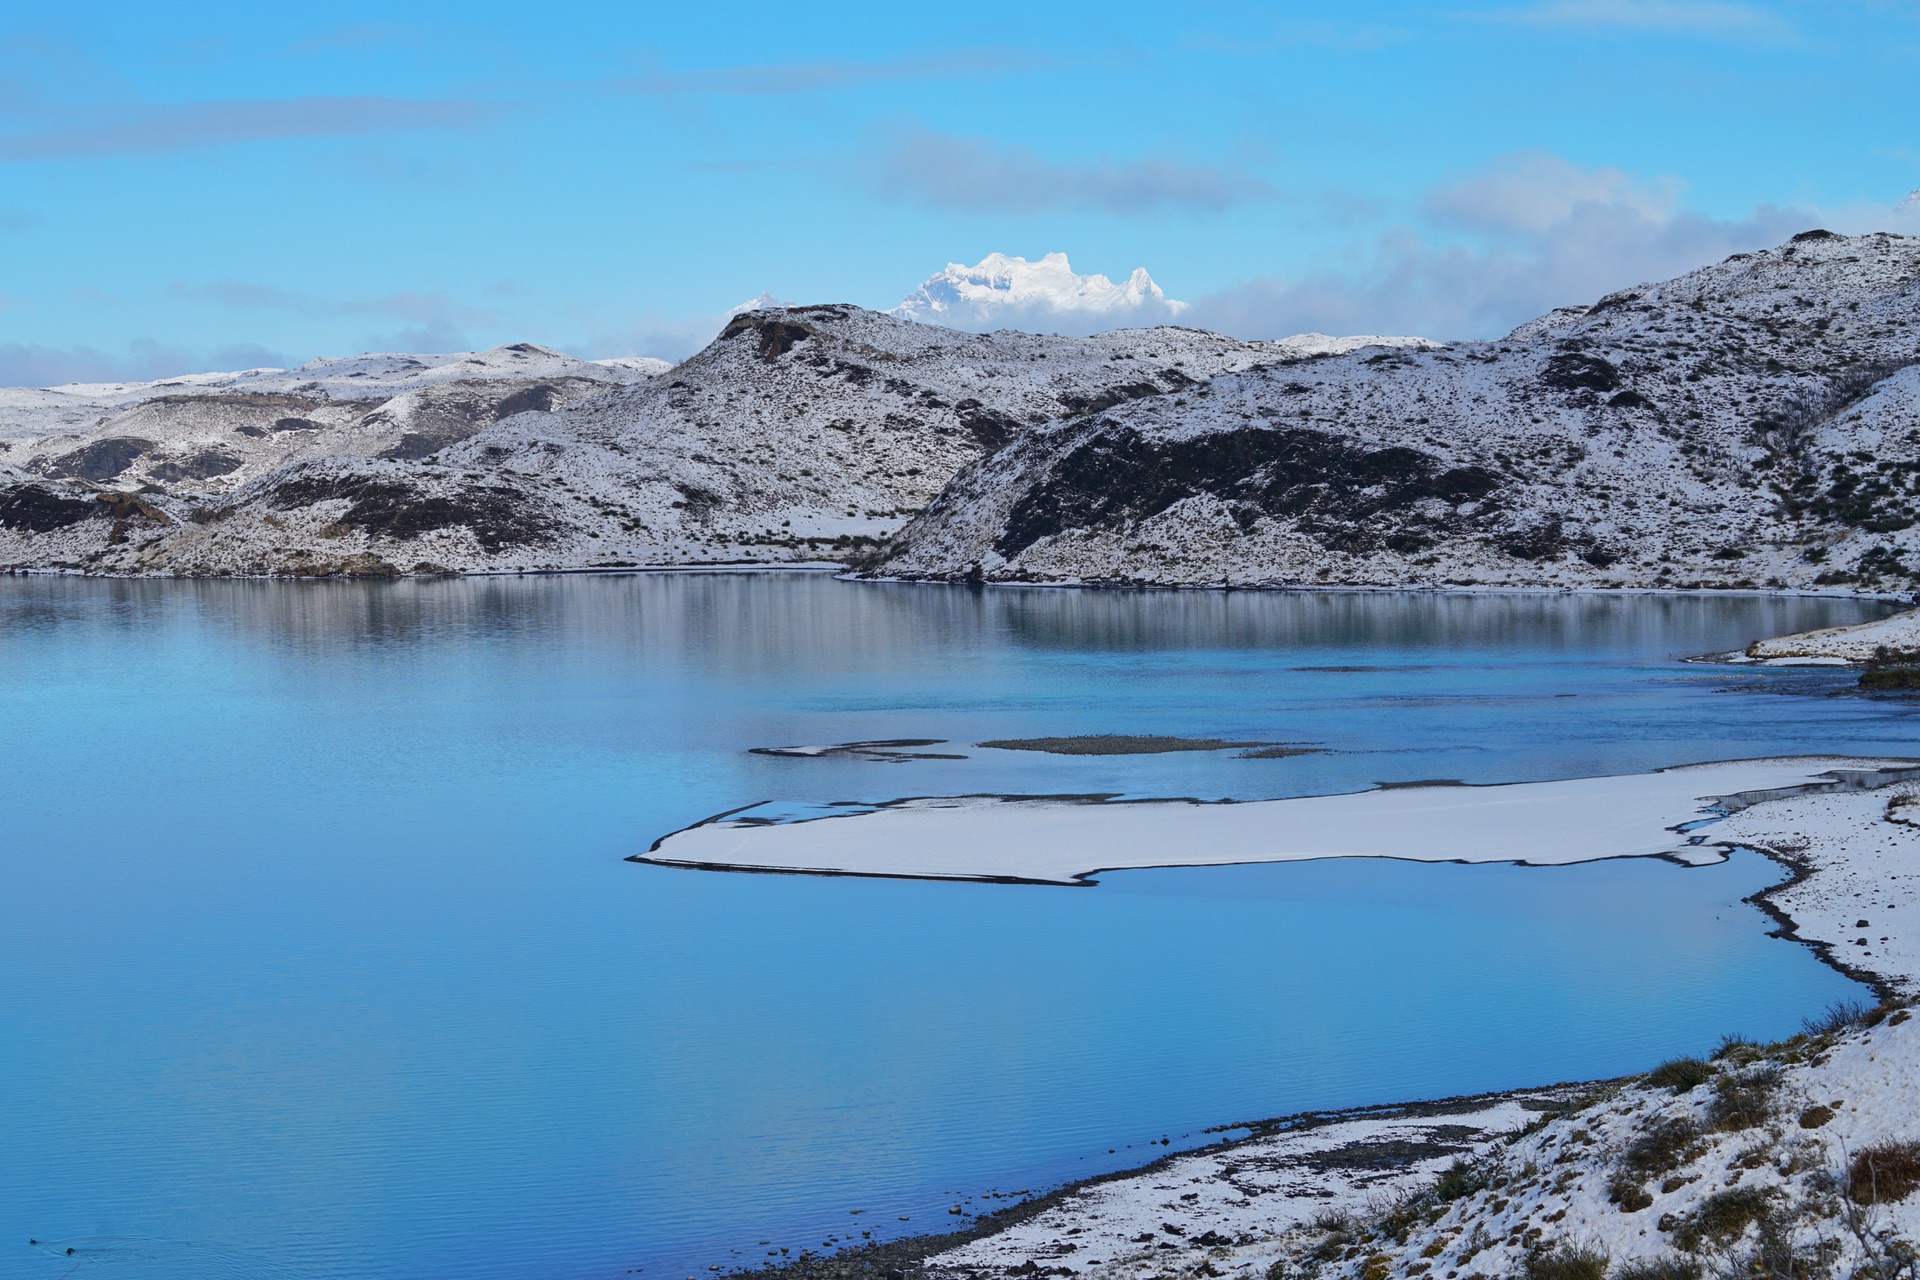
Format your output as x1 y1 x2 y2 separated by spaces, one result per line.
733 766 1920 1280
1747 607 1920 663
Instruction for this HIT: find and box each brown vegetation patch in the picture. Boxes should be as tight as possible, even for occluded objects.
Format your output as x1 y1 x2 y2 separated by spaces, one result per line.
1848 1140 1920 1205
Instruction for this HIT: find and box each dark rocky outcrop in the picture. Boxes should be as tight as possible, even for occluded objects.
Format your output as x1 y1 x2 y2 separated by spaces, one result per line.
268 472 555 552
1541 353 1621 394
148 451 243 482
43 437 155 482
0 483 97 531
723 312 814 362
994 424 1499 559
954 399 1026 451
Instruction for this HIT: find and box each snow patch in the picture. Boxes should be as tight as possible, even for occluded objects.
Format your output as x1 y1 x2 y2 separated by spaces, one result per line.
641 758 1910 883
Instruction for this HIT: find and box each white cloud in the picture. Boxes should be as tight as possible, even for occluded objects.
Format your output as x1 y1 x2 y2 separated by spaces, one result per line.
889 252 1187 335
1422 150 1678 234
1183 153 1813 341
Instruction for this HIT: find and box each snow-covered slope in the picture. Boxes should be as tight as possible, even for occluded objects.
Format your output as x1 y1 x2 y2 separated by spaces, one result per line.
0 343 667 440
0 312 1316 576
869 230 1920 596
10 230 1917 585
889 253 1188 332
910 773 1920 1280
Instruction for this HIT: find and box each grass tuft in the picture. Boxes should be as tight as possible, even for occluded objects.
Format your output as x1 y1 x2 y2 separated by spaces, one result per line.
1710 1033 1759 1062
1619 1116 1703 1179
1848 1140 1920 1205
1705 1067 1780 1132
1433 1158 1489 1202
1608 1257 1701 1280
1644 1057 1714 1093
1523 1243 1609 1280
1802 999 1873 1037
1671 1186 1776 1250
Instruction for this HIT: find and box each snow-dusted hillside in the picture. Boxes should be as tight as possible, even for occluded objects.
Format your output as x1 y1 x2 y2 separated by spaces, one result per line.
869 231 1920 596
9 230 1917 584
0 312 1328 576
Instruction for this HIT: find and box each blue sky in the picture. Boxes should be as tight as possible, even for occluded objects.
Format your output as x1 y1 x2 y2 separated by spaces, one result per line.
1 0 1917 382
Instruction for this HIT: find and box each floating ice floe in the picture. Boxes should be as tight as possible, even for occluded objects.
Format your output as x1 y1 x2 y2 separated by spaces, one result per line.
640 756 1920 884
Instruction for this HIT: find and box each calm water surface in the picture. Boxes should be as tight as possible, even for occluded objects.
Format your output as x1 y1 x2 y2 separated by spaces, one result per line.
0 576 1909 1280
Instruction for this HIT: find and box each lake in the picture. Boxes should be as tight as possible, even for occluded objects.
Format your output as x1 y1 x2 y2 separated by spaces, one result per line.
0 575 1905 1280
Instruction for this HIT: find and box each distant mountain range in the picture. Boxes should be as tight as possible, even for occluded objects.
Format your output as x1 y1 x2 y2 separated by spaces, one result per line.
3 230 1917 596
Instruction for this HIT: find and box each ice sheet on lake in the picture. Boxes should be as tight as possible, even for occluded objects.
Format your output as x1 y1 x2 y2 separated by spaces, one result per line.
641 756 1920 884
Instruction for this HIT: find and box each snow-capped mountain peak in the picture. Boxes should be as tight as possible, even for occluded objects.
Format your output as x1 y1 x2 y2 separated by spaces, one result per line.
889 252 1188 334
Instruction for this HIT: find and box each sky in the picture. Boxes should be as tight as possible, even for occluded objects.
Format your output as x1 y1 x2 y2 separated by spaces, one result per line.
0 0 1917 383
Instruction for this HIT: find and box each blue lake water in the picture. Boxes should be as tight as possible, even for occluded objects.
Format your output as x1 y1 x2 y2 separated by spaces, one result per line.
0 575 1910 1280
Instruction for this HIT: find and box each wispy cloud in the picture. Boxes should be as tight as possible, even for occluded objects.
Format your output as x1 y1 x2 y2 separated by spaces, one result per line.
1183 152 1811 341
1186 18 1415 53
616 47 1025 95
165 282 495 356
0 207 40 233
288 24 412 54
1422 150 1680 234
168 281 307 309
570 298 773 363
168 280 496 329
0 96 505 162
0 339 291 388
869 125 1274 216
1489 0 1795 38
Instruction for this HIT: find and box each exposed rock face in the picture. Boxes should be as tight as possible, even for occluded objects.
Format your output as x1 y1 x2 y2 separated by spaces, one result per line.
867 231 1920 594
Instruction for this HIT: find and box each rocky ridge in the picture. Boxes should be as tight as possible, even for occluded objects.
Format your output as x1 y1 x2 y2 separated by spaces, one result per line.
0 313 1380 576
8 230 1920 589
866 231 1920 597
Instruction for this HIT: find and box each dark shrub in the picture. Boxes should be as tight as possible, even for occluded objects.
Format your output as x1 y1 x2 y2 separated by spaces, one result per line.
1672 1187 1776 1250
1803 999 1872 1036
1711 1034 1757 1061
1434 1158 1489 1202
1848 1140 1920 1205
1606 1171 1654 1213
1621 1116 1703 1178
1644 1057 1713 1093
1706 1068 1780 1132
1609 1257 1701 1280
1524 1244 1609 1280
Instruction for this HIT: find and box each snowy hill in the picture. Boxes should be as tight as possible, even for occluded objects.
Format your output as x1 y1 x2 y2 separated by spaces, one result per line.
867 230 1920 596
888 253 1187 333
0 343 669 441
6 230 1915 588
0 310 1331 576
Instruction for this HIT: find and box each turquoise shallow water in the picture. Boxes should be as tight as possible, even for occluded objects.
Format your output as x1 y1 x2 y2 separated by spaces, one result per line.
0 575 1908 1280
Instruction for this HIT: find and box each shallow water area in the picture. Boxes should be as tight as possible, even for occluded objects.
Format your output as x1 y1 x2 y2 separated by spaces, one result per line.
0 575 1908 1280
